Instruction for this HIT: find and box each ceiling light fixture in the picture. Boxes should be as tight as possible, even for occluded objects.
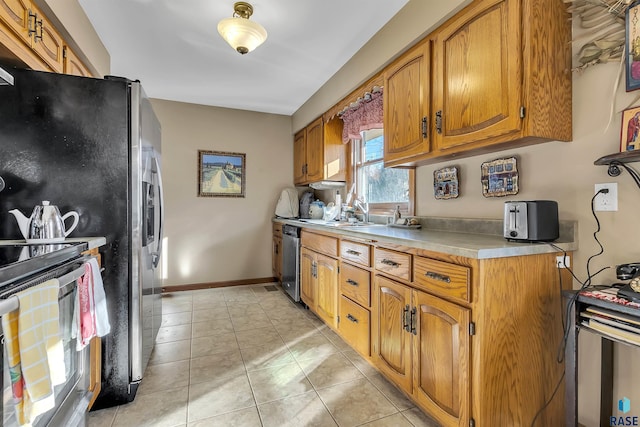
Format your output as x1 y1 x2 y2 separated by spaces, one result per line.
217 2 267 55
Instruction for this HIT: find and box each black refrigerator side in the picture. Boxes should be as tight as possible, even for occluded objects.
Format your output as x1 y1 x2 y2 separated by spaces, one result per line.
0 68 135 407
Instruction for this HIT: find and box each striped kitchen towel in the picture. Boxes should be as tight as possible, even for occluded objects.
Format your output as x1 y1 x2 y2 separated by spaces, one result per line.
1 279 65 425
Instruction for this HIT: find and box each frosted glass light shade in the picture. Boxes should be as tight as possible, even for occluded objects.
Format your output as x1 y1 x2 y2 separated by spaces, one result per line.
218 17 267 54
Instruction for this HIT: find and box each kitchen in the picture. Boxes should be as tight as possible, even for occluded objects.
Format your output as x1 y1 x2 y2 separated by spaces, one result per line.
0 0 639 426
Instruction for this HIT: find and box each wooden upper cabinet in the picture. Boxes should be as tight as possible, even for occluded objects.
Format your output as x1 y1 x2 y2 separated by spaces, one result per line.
383 41 430 165
64 46 92 77
0 0 30 44
412 290 470 427
293 129 307 185
431 0 571 155
305 117 324 182
30 5 63 73
293 116 348 185
432 0 520 151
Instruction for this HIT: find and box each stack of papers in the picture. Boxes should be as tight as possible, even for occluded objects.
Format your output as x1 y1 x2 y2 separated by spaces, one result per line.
580 305 640 345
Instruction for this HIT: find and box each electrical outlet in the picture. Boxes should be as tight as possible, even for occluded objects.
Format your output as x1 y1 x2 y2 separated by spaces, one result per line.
556 256 570 269
594 183 618 211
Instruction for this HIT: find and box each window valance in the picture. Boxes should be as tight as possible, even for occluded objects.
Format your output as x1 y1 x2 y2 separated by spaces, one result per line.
339 86 383 143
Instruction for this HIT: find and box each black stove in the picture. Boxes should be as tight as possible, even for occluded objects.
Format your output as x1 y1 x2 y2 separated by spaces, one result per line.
0 242 89 287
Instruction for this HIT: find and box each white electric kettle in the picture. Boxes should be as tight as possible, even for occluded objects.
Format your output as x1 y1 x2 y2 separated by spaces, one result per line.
9 201 79 242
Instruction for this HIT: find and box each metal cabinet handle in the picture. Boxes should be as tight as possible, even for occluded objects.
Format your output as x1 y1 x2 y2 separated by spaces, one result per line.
346 249 361 256
425 271 451 283
410 307 417 335
346 279 358 287
347 314 358 323
435 110 443 134
422 116 428 139
403 304 410 332
381 258 400 267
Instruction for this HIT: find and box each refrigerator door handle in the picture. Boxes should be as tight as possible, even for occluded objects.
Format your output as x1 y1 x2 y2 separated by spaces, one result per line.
152 156 164 269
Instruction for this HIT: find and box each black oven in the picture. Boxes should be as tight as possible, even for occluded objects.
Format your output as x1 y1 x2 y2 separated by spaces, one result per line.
0 242 93 427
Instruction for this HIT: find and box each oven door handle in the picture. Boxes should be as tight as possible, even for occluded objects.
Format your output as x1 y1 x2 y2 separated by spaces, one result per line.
0 257 93 317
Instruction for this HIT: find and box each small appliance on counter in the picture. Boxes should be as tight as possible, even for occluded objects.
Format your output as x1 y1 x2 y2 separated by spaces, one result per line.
275 188 299 218
503 200 559 242
299 191 314 219
308 200 325 219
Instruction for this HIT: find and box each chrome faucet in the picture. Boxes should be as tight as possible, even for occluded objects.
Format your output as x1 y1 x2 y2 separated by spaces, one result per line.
354 198 369 223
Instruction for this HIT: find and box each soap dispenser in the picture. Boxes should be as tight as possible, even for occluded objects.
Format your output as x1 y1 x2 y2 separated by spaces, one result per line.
393 205 401 223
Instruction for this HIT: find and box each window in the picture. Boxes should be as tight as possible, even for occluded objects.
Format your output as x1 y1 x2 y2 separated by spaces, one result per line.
354 129 414 215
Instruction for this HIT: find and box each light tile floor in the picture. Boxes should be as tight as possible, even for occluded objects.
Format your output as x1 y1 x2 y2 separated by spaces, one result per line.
87 283 441 427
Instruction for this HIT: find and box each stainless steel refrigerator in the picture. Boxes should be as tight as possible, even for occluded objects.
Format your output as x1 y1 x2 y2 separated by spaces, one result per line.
0 66 164 408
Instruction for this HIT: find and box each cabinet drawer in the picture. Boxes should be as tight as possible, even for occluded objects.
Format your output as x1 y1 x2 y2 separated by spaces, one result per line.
273 222 282 236
340 263 370 307
374 248 411 282
301 230 338 257
339 295 370 357
413 256 470 302
340 240 371 267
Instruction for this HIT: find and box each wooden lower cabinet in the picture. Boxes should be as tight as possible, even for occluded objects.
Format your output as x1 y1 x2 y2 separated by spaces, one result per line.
316 252 338 328
300 246 338 328
412 290 470 426
373 275 413 392
294 229 567 427
272 234 282 282
374 274 471 427
300 247 316 308
338 295 370 356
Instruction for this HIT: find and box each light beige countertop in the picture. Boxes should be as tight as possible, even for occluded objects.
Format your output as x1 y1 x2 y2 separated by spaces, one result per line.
274 217 578 259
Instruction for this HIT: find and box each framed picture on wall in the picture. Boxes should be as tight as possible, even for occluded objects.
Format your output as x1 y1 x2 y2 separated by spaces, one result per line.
620 105 640 152
480 157 519 197
626 1 640 91
198 150 246 197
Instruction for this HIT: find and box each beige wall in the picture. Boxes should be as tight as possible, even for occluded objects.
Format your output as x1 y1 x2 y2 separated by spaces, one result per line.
150 99 292 286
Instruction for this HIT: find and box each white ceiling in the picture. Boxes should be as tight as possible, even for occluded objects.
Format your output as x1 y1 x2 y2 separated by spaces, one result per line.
78 0 409 116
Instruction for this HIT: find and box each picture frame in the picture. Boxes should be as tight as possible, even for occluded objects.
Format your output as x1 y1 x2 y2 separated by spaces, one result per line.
626 1 640 91
433 166 459 199
197 150 246 198
480 157 518 197
620 105 640 152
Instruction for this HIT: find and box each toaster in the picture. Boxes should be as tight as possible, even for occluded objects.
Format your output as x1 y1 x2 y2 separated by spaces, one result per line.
503 201 559 242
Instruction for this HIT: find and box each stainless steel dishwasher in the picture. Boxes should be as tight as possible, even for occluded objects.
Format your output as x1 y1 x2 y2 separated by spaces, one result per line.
281 225 301 302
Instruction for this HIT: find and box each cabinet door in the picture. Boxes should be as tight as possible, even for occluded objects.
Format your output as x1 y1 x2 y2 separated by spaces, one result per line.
432 0 521 151
315 252 338 328
0 0 30 44
412 290 470 427
300 247 316 309
305 117 324 182
272 235 282 282
30 4 63 73
383 41 430 165
293 129 306 185
64 46 92 77
373 275 412 392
